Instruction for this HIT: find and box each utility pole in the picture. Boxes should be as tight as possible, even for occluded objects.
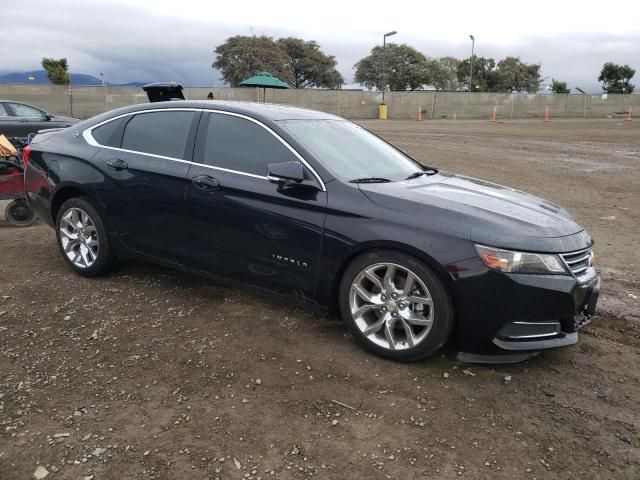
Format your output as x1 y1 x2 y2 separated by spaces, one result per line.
382 30 397 103
100 73 108 112
469 35 475 91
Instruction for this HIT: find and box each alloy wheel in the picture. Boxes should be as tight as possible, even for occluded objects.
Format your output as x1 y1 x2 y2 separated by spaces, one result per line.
59 207 99 269
349 262 434 351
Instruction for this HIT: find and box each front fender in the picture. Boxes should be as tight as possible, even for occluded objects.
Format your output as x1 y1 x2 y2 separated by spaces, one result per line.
315 180 477 309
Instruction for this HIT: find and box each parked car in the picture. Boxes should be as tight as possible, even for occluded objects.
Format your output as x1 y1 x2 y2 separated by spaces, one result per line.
0 100 78 138
23 101 600 363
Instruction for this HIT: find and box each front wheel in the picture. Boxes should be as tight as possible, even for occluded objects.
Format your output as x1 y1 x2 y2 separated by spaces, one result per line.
5 199 35 227
339 249 454 362
55 197 116 276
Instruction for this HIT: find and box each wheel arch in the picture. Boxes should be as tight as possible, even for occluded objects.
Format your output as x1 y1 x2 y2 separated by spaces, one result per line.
50 183 96 223
331 241 459 315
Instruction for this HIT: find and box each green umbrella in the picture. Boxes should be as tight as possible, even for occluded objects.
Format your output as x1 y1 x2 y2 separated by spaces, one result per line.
239 71 291 88
238 71 291 102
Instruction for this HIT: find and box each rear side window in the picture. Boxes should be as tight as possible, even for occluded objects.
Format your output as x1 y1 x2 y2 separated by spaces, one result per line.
122 111 194 159
203 113 298 176
91 117 126 147
0 104 8 117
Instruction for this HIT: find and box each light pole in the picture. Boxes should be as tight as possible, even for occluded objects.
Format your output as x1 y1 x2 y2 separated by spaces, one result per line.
469 35 475 91
100 73 108 112
382 30 397 103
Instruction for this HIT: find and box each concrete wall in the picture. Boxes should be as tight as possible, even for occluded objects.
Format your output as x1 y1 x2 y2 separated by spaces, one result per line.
1 83 638 120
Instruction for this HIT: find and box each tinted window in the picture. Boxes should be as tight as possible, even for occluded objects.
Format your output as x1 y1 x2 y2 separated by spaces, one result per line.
0 104 8 117
9 103 44 118
122 111 194 159
91 117 126 147
203 113 298 176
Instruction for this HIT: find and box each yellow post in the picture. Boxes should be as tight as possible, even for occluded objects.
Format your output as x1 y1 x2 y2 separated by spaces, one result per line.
378 104 388 120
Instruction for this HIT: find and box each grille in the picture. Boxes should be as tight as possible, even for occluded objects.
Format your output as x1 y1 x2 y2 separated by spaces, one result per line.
560 247 593 276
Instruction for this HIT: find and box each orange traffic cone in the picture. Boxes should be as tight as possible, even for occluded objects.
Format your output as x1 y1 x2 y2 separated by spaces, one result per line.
544 106 550 122
627 106 633 121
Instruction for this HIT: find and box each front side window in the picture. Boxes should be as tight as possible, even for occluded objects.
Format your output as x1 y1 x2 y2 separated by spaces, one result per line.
9 103 44 118
122 111 194 159
203 113 298 176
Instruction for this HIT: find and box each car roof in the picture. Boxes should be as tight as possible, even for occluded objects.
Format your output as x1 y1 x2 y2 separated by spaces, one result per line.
0 100 47 111
119 100 343 122
0 100 37 105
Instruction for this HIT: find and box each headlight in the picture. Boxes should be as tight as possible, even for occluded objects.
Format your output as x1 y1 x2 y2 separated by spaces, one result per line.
475 244 566 274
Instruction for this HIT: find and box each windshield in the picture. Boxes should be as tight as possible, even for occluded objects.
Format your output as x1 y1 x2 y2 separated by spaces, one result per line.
278 119 423 181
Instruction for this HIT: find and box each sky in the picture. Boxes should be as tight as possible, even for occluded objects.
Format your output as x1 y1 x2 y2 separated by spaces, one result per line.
2 0 639 93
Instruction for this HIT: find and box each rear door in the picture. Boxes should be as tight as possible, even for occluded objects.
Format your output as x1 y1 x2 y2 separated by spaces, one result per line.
90 109 200 262
184 111 327 300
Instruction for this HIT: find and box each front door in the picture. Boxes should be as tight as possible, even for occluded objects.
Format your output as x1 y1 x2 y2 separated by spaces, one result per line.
185 112 327 301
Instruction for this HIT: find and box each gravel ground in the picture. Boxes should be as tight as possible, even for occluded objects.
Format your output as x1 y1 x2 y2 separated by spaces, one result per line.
1 118 639 480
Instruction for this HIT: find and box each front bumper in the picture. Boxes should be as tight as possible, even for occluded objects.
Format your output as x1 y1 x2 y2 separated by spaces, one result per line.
450 256 601 359
492 274 599 351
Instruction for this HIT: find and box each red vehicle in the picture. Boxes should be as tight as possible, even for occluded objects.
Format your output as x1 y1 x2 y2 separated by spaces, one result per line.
0 136 35 226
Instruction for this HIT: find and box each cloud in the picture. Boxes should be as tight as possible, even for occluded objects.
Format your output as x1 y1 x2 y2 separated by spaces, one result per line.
2 0 638 92
4 2 231 85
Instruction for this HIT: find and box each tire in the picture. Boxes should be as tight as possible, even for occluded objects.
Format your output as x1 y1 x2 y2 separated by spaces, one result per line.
339 249 454 362
55 197 116 276
5 199 35 227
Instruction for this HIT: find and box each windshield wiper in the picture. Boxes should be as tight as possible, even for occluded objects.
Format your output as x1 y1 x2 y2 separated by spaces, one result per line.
349 177 392 184
405 171 426 180
405 167 439 180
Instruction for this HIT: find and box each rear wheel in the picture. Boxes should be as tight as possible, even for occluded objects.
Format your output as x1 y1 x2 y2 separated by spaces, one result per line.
5 199 35 227
55 197 116 276
339 249 454 362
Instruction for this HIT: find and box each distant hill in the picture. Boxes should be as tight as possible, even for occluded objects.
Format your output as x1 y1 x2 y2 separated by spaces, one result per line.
0 70 147 87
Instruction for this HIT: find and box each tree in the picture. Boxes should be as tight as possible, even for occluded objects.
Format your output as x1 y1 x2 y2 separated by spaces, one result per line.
41 57 70 85
354 43 432 91
549 79 570 94
428 56 461 91
598 62 635 93
457 56 541 92
276 38 343 89
457 56 495 91
213 35 343 88
213 35 289 86
494 57 541 93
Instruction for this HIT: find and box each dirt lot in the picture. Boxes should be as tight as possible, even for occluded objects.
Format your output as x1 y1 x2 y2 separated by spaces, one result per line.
1 119 639 480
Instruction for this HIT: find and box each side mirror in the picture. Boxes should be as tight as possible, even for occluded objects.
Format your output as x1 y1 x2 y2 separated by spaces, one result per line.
44 113 53 120
267 161 305 183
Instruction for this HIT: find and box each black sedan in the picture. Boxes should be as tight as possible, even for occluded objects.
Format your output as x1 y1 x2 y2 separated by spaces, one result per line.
23 101 600 363
0 100 78 138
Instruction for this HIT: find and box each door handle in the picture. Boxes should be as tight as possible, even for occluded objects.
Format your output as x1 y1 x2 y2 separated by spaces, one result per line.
106 158 128 171
191 175 220 190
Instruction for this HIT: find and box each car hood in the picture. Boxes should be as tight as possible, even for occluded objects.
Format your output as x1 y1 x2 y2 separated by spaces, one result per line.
358 171 589 252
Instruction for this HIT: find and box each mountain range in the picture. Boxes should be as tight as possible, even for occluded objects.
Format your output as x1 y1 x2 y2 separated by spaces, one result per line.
0 70 147 87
